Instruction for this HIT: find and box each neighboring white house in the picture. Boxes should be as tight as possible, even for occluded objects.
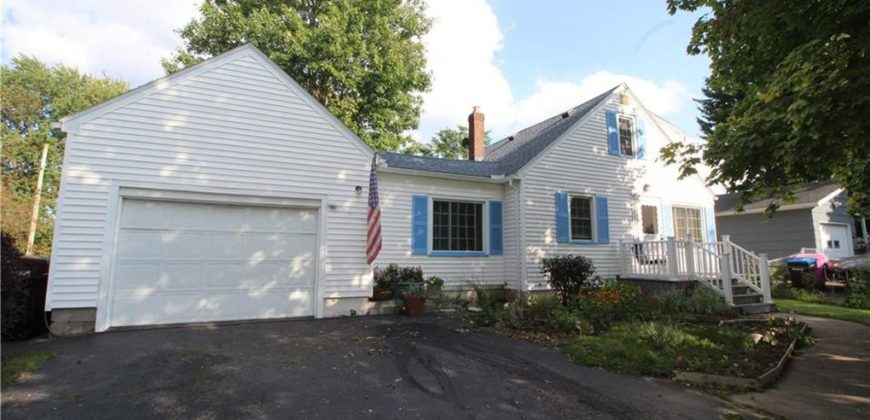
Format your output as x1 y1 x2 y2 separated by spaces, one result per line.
47 45 719 333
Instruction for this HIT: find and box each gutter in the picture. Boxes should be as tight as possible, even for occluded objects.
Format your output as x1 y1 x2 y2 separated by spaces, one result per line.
377 165 510 184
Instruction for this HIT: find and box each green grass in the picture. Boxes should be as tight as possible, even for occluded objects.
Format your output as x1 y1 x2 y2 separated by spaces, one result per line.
561 321 765 377
1 349 55 388
776 299 870 326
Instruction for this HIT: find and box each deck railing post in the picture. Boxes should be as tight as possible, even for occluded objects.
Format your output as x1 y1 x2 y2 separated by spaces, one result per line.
759 253 772 304
685 240 695 280
666 236 679 280
720 252 734 306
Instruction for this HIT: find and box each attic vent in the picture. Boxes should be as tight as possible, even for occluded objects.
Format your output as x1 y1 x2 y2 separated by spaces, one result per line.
508 136 515 141
561 111 570 119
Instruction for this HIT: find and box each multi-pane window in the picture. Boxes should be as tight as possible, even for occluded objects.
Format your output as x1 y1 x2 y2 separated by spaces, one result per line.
433 200 483 251
618 116 634 156
673 206 703 241
570 196 594 240
641 205 658 235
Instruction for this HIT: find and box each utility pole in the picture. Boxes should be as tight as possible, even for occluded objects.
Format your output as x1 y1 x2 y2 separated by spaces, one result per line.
25 142 49 255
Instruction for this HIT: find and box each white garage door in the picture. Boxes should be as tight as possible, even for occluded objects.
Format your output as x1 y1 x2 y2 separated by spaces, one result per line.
109 199 318 327
820 223 853 259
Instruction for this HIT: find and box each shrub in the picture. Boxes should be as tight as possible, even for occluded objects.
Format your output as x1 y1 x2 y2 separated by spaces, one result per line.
425 276 444 298
373 263 400 291
572 283 646 332
501 295 586 335
656 286 733 317
540 255 598 306
1 233 28 341
399 266 424 283
845 268 870 309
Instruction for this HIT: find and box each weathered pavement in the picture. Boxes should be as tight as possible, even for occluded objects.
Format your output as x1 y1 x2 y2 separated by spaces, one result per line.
1 315 737 419
731 314 870 419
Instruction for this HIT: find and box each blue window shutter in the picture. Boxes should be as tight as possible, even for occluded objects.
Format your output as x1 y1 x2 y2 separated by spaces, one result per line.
605 110 619 156
636 117 647 159
411 195 428 255
596 196 609 244
704 207 717 244
555 192 569 243
489 201 503 255
662 203 674 237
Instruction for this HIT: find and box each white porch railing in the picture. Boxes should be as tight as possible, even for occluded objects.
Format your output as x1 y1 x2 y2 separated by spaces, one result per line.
618 235 772 306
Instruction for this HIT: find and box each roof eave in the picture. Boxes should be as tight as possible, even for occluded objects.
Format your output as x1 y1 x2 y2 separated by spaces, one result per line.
377 166 508 183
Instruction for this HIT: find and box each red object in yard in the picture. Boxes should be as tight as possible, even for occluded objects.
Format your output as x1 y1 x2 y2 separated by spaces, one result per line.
402 295 426 316
373 290 392 301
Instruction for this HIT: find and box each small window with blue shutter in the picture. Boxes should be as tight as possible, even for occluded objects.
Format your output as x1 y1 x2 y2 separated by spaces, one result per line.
606 111 619 156
636 117 647 159
606 109 644 159
555 192 610 244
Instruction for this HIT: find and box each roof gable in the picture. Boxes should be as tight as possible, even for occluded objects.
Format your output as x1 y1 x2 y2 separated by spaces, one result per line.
715 181 844 215
61 44 373 157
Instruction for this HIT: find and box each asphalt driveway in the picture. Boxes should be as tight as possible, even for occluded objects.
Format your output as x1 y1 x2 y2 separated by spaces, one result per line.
2 315 735 419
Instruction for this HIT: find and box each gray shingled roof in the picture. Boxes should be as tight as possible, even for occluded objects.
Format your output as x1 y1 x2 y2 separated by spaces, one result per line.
715 181 842 214
379 87 616 178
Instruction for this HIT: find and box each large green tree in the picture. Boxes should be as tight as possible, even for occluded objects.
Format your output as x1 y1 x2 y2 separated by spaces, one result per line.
164 0 432 152
1 56 128 254
663 0 870 214
402 125 492 159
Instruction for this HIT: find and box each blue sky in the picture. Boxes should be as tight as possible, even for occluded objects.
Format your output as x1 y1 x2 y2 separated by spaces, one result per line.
2 0 710 141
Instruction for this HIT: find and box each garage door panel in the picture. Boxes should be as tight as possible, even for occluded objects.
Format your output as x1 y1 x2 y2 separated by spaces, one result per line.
120 200 169 229
110 198 318 327
167 202 208 229
209 206 249 231
160 232 205 258
117 231 161 258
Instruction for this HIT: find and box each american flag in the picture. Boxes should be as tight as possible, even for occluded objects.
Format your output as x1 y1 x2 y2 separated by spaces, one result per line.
366 156 382 265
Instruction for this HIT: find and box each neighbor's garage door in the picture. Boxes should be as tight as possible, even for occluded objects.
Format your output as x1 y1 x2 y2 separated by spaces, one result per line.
109 199 317 327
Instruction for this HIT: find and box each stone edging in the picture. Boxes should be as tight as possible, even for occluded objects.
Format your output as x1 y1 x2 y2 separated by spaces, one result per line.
673 321 809 390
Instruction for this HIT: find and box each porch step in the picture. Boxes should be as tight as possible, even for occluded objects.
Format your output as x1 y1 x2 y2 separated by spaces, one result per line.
733 302 777 315
733 293 764 305
731 285 752 295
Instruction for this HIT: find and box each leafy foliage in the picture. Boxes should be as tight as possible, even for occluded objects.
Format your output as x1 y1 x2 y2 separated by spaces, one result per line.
1 234 28 341
844 268 870 309
664 0 870 214
373 263 400 292
540 255 599 306
1 56 128 254
572 283 647 332
164 0 432 152
655 286 734 317
403 125 491 159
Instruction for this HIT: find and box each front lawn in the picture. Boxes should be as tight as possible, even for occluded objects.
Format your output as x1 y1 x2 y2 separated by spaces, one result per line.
562 319 803 378
776 299 870 326
1 349 55 388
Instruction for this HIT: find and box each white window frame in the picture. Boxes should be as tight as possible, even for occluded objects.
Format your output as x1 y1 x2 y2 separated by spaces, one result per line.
671 204 704 242
568 193 597 242
617 115 636 157
428 197 489 254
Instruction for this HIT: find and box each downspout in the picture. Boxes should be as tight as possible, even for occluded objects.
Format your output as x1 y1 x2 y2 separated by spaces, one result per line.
517 178 528 291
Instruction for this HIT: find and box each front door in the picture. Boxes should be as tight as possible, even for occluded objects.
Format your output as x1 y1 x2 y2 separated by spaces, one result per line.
639 199 661 241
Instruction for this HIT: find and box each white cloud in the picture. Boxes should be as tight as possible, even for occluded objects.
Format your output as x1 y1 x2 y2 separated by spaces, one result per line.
417 1 692 141
2 0 199 85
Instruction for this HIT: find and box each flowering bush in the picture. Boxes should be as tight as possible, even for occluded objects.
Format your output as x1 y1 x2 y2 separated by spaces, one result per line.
571 283 645 332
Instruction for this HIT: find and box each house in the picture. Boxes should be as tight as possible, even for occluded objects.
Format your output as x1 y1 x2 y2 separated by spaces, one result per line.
46 44 734 334
715 182 858 260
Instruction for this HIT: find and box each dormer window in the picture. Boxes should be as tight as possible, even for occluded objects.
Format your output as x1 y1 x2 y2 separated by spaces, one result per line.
618 116 635 156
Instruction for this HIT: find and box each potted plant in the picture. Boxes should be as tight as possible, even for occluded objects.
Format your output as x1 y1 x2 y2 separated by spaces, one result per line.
372 264 399 301
399 266 427 316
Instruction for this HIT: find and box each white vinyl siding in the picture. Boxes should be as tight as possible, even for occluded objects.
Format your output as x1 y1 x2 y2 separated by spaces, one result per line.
47 51 372 311
376 173 505 288
519 92 715 289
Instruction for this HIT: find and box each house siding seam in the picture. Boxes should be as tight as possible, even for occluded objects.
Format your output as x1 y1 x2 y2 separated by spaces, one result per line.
46 52 372 310
520 93 715 289
375 173 506 288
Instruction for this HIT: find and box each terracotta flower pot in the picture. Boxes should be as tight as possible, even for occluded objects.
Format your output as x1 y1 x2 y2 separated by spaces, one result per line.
373 289 393 301
402 295 427 316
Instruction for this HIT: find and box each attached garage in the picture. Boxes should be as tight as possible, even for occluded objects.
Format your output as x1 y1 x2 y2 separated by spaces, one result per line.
107 191 320 327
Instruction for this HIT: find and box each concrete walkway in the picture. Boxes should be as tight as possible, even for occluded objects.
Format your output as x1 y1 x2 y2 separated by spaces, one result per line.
731 314 870 419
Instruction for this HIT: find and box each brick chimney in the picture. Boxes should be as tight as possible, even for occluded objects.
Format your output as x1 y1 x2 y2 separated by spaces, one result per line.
467 106 485 161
